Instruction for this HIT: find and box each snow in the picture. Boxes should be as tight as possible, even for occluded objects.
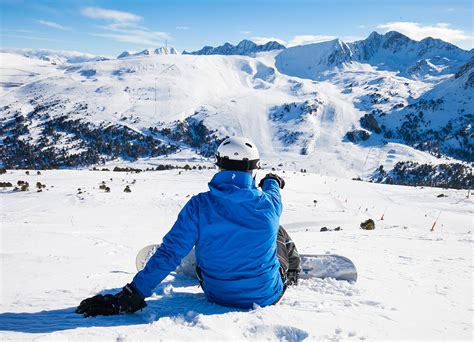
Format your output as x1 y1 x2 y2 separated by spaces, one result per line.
1 169 472 340
1 47 456 177
349 32 472 79
2 31 472 176
0 53 59 94
275 39 353 79
1 33 472 339
0 48 101 64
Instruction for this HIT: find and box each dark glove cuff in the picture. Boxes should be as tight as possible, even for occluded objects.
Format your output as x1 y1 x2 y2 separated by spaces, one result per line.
124 283 144 299
260 173 285 189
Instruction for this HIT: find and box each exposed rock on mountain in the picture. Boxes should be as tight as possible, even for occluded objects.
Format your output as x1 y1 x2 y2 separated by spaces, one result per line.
184 39 285 56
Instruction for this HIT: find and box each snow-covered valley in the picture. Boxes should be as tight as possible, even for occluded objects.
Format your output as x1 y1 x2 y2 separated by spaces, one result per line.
0 169 472 340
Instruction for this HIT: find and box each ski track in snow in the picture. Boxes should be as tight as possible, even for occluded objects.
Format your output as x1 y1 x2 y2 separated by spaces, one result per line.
0 169 472 340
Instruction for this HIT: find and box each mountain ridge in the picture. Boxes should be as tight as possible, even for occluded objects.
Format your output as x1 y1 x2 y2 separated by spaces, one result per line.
183 39 286 56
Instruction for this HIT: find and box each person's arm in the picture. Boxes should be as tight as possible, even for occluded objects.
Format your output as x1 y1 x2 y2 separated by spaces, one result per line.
259 173 284 216
131 197 199 297
76 197 199 317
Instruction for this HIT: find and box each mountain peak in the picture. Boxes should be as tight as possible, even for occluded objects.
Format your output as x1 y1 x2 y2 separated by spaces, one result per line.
384 30 410 40
117 46 180 59
367 31 383 39
274 38 353 79
237 39 257 46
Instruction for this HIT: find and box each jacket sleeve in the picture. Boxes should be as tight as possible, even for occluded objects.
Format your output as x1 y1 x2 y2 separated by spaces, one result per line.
261 178 282 216
131 197 199 297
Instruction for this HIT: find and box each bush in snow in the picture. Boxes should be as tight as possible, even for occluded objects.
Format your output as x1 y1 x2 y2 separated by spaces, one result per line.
36 182 46 189
360 219 375 230
19 182 29 191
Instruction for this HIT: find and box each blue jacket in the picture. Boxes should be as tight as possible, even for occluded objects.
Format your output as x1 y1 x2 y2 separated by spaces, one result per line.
132 170 284 308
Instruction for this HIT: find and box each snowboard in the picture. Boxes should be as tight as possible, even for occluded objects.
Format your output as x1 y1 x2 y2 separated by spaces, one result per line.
136 244 357 282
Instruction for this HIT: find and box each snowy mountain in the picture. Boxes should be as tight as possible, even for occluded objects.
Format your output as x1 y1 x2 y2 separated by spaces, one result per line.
0 31 472 188
349 31 472 79
368 57 474 161
184 39 285 56
0 48 103 64
275 39 353 78
117 46 180 59
273 32 472 82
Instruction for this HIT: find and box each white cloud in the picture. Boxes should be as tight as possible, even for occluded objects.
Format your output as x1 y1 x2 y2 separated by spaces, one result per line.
250 36 286 45
176 26 189 30
376 22 472 47
288 35 336 46
82 7 170 47
240 30 251 35
93 23 171 46
37 20 70 31
81 7 141 23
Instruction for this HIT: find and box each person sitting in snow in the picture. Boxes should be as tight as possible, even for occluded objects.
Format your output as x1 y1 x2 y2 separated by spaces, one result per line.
76 137 301 317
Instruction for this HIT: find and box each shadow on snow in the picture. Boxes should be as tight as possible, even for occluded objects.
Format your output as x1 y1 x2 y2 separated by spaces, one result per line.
0 276 242 334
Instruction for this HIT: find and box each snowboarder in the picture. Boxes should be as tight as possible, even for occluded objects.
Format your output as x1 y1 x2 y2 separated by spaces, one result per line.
76 137 301 317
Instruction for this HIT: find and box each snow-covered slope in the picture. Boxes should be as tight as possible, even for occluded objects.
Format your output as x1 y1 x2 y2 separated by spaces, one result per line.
275 39 353 79
0 52 60 92
0 31 472 187
343 57 474 162
1 51 442 179
0 169 472 340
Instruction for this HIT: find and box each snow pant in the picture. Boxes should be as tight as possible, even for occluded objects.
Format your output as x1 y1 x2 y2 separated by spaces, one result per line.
276 225 301 275
273 225 301 304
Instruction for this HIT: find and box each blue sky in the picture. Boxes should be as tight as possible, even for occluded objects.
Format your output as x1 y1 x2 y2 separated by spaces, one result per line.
1 0 472 56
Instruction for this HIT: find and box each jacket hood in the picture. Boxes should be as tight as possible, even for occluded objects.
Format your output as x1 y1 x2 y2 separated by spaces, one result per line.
208 170 259 203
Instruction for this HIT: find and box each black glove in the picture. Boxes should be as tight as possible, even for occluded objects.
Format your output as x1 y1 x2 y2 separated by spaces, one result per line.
75 284 146 317
258 173 285 189
286 270 299 286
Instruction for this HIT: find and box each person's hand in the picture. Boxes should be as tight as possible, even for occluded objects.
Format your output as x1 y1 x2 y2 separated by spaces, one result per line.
258 173 285 189
76 284 146 317
286 270 299 286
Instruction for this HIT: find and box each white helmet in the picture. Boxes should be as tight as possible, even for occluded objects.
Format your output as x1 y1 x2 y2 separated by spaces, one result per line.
215 137 260 171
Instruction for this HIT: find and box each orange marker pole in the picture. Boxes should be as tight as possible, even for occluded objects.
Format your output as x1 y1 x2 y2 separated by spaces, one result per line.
431 212 441 232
